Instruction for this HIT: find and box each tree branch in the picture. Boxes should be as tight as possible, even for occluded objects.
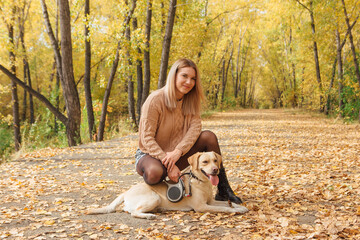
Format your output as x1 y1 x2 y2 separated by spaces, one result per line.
76 55 107 86
294 0 311 12
40 0 63 80
207 7 245 26
340 14 359 49
0 64 68 124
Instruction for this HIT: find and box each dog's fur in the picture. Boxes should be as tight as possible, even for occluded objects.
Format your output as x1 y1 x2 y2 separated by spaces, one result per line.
86 152 248 219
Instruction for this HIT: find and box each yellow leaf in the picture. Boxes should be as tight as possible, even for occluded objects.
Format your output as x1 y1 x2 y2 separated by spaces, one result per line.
95 184 106 189
251 233 263 240
44 220 55 226
89 234 98 239
35 209 51 215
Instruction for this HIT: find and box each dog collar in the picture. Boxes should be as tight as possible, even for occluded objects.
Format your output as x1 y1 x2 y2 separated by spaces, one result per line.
181 170 203 183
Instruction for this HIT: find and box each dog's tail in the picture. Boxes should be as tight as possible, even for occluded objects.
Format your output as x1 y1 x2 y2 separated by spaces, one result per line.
86 193 125 215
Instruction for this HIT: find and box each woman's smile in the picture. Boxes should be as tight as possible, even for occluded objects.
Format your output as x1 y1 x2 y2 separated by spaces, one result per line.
175 67 196 99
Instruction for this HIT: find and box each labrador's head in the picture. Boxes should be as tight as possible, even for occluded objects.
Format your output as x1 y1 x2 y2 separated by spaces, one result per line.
188 152 222 185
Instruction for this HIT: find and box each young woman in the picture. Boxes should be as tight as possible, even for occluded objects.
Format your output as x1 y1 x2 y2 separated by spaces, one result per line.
135 58 242 204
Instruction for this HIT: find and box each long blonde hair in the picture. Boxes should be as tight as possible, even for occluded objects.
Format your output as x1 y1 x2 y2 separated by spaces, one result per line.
164 58 204 115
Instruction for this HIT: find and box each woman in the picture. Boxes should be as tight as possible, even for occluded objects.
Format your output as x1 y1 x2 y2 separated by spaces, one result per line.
135 58 242 204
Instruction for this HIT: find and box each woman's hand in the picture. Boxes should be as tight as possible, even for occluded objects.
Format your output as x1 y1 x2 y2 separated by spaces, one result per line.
161 149 182 171
167 165 181 182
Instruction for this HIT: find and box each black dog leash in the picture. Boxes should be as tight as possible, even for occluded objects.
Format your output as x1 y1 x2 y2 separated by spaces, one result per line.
180 171 202 197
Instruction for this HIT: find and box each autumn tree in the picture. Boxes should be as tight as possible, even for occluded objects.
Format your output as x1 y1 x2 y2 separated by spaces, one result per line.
158 0 177 89
84 0 96 140
97 0 136 141
142 0 152 106
3 2 21 151
294 0 323 111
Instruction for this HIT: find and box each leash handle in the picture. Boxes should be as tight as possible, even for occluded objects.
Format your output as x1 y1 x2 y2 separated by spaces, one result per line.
178 171 197 197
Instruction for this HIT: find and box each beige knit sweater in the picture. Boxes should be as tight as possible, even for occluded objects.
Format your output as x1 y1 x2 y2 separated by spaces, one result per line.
138 88 202 160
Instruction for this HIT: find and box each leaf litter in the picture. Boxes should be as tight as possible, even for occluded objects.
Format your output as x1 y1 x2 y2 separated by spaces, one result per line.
0 109 359 239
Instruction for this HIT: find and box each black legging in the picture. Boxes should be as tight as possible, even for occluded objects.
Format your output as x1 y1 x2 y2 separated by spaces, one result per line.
136 130 221 185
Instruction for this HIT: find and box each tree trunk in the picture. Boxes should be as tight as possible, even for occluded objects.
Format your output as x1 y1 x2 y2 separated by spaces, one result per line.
26 61 34 123
19 3 27 122
41 0 63 82
325 57 337 115
8 6 21 151
221 46 233 103
341 0 360 87
158 0 177 88
295 0 323 110
221 60 226 103
142 0 152 107
325 58 337 115
97 44 120 142
132 17 143 126
197 0 209 60
18 0 34 124
22 60 27 121
54 0 60 134
125 16 137 129
237 37 250 97
235 31 242 98
248 72 256 107
160 1 166 34
309 1 323 111
96 0 136 141
54 66 60 133
243 82 247 108
336 29 344 115
84 0 96 140
59 0 82 146
289 24 297 107
341 0 360 121
213 72 221 108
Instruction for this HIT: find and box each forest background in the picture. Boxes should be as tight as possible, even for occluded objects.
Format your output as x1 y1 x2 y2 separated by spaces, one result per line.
0 0 359 161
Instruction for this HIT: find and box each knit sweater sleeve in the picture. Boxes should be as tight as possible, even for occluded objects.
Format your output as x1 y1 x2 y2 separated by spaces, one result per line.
139 94 167 160
175 114 202 155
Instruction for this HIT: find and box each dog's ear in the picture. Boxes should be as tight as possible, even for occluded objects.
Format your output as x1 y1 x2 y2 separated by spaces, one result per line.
188 152 202 170
213 152 222 166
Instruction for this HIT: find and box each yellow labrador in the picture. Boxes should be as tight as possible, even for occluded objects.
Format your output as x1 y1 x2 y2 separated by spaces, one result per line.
87 152 248 219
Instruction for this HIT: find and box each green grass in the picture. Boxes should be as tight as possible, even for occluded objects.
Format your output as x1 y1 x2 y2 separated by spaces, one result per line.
0 123 13 163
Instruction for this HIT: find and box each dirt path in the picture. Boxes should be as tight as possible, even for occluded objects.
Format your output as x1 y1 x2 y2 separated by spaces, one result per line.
1 109 359 239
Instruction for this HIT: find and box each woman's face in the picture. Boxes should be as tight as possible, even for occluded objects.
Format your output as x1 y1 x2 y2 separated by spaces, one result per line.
175 67 196 100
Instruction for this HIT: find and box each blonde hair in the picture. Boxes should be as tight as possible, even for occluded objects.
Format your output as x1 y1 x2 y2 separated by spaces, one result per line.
164 58 204 115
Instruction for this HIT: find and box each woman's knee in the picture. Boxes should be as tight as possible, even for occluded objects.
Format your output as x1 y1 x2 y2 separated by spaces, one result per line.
197 130 221 154
199 130 218 143
143 165 166 185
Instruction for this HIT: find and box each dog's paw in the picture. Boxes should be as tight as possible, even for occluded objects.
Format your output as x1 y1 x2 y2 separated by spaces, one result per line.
234 206 249 214
131 212 157 219
85 209 96 215
146 214 157 220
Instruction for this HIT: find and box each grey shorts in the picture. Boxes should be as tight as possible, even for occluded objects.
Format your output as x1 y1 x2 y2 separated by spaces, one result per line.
135 148 148 168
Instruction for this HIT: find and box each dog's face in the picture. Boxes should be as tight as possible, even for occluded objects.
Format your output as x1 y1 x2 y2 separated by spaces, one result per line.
188 152 222 185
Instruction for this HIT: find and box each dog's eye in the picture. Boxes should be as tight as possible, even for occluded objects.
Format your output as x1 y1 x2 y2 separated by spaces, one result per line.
203 161 208 164
214 159 218 162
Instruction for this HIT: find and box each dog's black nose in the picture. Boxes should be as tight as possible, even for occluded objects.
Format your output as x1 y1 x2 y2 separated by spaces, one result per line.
212 168 218 175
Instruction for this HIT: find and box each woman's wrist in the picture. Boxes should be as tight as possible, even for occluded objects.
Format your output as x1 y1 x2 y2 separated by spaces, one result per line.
174 148 182 157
